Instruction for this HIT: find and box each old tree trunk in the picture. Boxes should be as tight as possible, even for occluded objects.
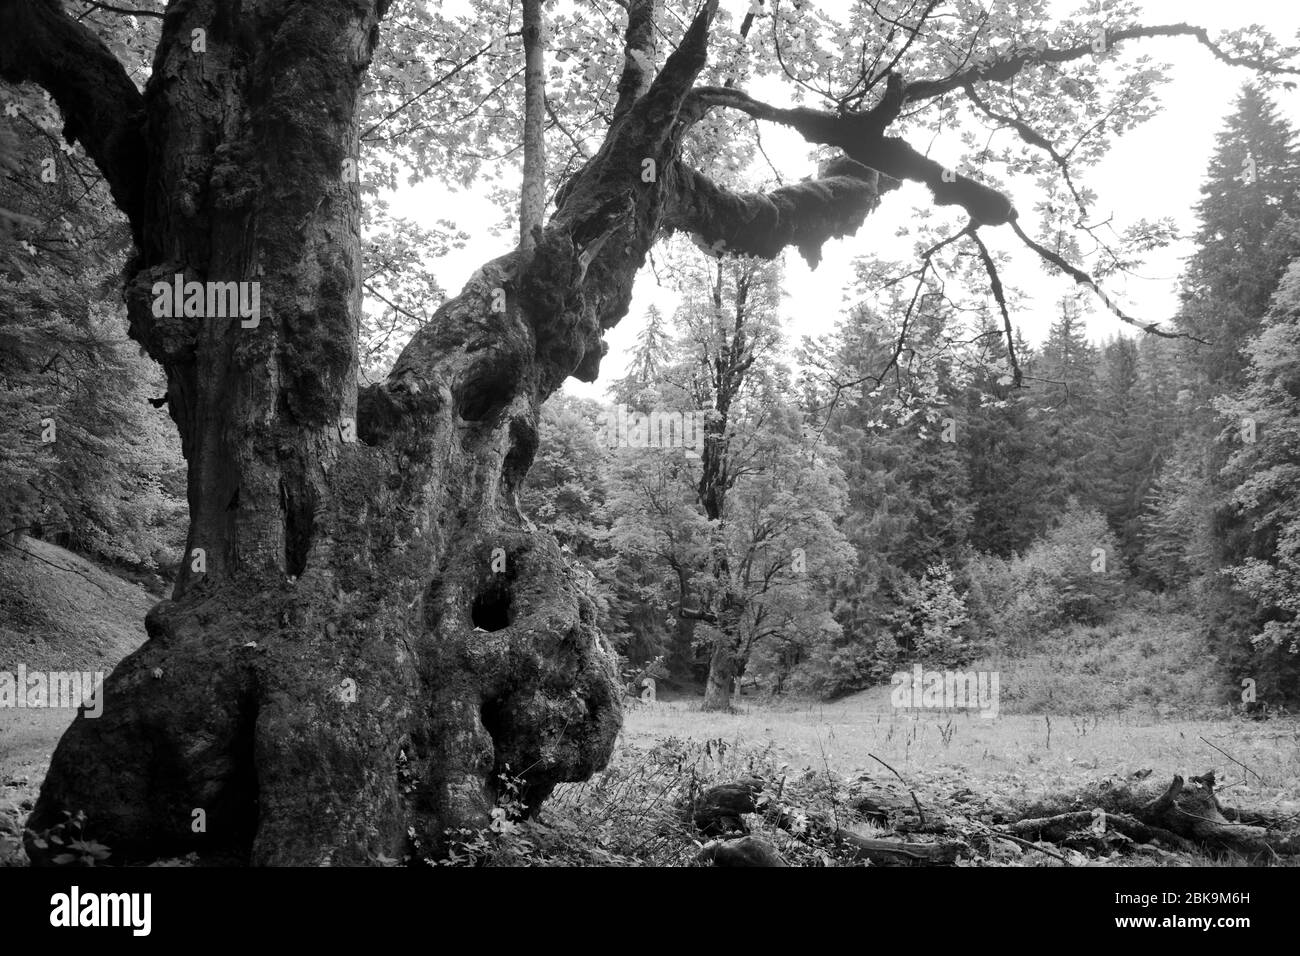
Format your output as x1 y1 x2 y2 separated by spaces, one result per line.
3 0 628 865
3 0 894 865
10 0 1249 864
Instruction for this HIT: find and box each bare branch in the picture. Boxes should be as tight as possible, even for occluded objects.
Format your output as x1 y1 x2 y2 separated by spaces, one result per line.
81 0 161 17
967 228 1022 386
962 81 1087 216
361 39 497 142
904 24 1300 103
1009 218 1202 341
853 0 943 106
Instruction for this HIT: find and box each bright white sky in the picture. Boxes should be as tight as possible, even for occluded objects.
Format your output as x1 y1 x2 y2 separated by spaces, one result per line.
396 0 1300 401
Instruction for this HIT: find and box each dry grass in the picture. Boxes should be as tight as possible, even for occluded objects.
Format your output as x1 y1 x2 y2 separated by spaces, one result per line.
619 689 1300 807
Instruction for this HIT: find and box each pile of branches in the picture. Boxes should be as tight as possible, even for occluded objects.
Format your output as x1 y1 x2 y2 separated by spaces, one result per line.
690 769 1300 867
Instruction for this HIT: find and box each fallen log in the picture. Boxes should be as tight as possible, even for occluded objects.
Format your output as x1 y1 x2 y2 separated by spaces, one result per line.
690 779 965 865
1012 771 1300 859
692 779 764 836
832 832 965 866
1143 775 1300 857
691 771 1300 865
847 790 921 825
1004 809 1194 852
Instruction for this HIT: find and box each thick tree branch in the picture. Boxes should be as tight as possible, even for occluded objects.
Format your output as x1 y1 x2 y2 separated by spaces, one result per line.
663 157 898 268
686 84 1014 225
677 603 719 624
688 59 1226 349
637 0 717 113
384 0 723 414
0 0 147 241
612 0 658 121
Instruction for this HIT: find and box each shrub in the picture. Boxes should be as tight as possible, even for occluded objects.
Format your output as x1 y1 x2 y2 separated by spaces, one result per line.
965 503 1127 651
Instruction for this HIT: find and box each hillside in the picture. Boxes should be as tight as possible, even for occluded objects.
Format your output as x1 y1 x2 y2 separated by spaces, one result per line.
0 536 152 673
0 537 152 865
969 609 1231 719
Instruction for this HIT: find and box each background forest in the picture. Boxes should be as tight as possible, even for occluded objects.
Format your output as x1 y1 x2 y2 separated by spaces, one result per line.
5 77 1298 714
522 84 1300 714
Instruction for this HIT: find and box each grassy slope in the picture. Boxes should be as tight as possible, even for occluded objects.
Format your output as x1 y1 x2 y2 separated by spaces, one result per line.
0 537 152 864
970 609 1230 719
0 536 153 673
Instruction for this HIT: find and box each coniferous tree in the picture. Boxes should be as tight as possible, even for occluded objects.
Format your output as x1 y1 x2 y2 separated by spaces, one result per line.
1093 336 1155 565
956 315 1052 556
1215 260 1300 705
1178 84 1300 392
1033 300 1099 513
1147 84 1300 696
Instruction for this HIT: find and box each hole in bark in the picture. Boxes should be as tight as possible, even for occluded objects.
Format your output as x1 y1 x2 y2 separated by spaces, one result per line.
221 689 261 862
455 353 521 424
502 416 538 490
283 484 315 577
480 698 505 742
471 579 513 632
356 383 405 446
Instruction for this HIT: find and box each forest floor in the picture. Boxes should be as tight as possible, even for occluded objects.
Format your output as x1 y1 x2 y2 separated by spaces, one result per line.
620 690 1299 796
1 540 1297 866
534 697 1299 867
0 538 155 864
594 623 1298 866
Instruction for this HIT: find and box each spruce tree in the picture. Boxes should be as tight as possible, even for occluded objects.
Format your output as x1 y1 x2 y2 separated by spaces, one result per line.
1033 299 1099 512
1179 84 1300 391
612 304 671 407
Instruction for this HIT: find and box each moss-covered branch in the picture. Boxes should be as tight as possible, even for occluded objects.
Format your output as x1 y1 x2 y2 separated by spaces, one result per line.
0 0 147 241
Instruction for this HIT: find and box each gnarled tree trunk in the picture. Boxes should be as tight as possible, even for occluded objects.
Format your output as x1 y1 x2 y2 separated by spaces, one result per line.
5 0 627 866
2 0 898 864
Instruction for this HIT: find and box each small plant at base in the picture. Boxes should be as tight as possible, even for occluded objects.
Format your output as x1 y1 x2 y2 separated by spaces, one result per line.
26 809 111 866
437 767 535 865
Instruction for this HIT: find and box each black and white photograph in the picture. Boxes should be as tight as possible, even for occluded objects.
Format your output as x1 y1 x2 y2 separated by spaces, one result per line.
0 0 1296 932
